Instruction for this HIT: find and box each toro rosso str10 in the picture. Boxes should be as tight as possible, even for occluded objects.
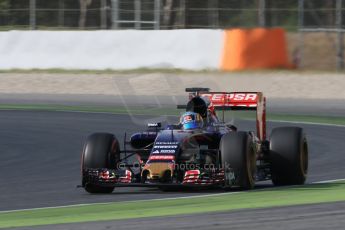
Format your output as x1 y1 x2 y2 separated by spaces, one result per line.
81 88 308 193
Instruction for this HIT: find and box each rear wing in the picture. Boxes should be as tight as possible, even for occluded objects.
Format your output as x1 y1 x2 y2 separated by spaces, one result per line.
180 88 266 140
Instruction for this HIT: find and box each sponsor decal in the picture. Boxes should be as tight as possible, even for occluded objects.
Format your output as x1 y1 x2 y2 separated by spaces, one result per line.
155 142 179 145
185 170 201 176
154 145 178 149
99 170 116 180
118 170 132 183
143 132 159 135
148 123 161 127
160 149 176 153
201 93 258 107
149 155 175 160
204 93 257 101
225 168 236 186
152 149 177 154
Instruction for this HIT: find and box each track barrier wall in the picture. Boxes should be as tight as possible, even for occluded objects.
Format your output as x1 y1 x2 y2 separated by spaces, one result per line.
221 28 292 71
0 29 291 70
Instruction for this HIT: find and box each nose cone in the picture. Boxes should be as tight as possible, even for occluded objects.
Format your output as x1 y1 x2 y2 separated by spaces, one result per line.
142 163 173 181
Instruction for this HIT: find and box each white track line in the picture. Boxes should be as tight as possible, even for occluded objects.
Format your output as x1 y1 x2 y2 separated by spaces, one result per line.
269 119 345 128
1 178 344 214
2 108 345 127
312 178 345 184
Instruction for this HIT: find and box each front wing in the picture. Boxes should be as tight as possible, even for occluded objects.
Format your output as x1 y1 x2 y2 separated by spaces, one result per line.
82 168 226 188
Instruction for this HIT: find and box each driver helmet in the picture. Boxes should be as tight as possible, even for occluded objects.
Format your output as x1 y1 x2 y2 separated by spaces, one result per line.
180 112 203 130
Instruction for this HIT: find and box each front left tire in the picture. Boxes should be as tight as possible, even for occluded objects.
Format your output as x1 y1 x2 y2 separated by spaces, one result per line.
81 133 120 193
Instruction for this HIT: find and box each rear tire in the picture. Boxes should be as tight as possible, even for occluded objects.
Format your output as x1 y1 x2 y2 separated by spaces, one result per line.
81 133 120 194
270 127 308 186
220 132 256 190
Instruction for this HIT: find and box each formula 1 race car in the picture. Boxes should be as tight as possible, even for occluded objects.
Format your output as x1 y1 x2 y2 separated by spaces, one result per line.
81 88 308 193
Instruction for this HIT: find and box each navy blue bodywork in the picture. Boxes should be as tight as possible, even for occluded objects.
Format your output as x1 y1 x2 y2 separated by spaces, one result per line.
130 124 232 159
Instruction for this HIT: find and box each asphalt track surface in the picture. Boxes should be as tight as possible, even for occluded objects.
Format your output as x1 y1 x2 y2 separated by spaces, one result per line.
2 93 345 116
1 110 345 211
1 110 345 229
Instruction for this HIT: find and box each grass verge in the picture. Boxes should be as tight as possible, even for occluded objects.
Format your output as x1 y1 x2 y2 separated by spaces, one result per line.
0 104 344 126
0 181 345 228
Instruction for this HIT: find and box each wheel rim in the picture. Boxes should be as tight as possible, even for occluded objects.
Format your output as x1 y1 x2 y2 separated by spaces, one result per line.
300 138 308 177
246 146 256 186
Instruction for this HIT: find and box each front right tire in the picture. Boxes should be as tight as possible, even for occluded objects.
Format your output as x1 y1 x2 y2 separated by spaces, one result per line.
270 127 308 186
220 132 256 190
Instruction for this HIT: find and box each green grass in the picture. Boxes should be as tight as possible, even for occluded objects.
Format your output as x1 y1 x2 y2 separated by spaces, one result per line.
230 111 345 126
268 114 345 125
1 181 345 228
0 104 179 116
0 104 344 126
